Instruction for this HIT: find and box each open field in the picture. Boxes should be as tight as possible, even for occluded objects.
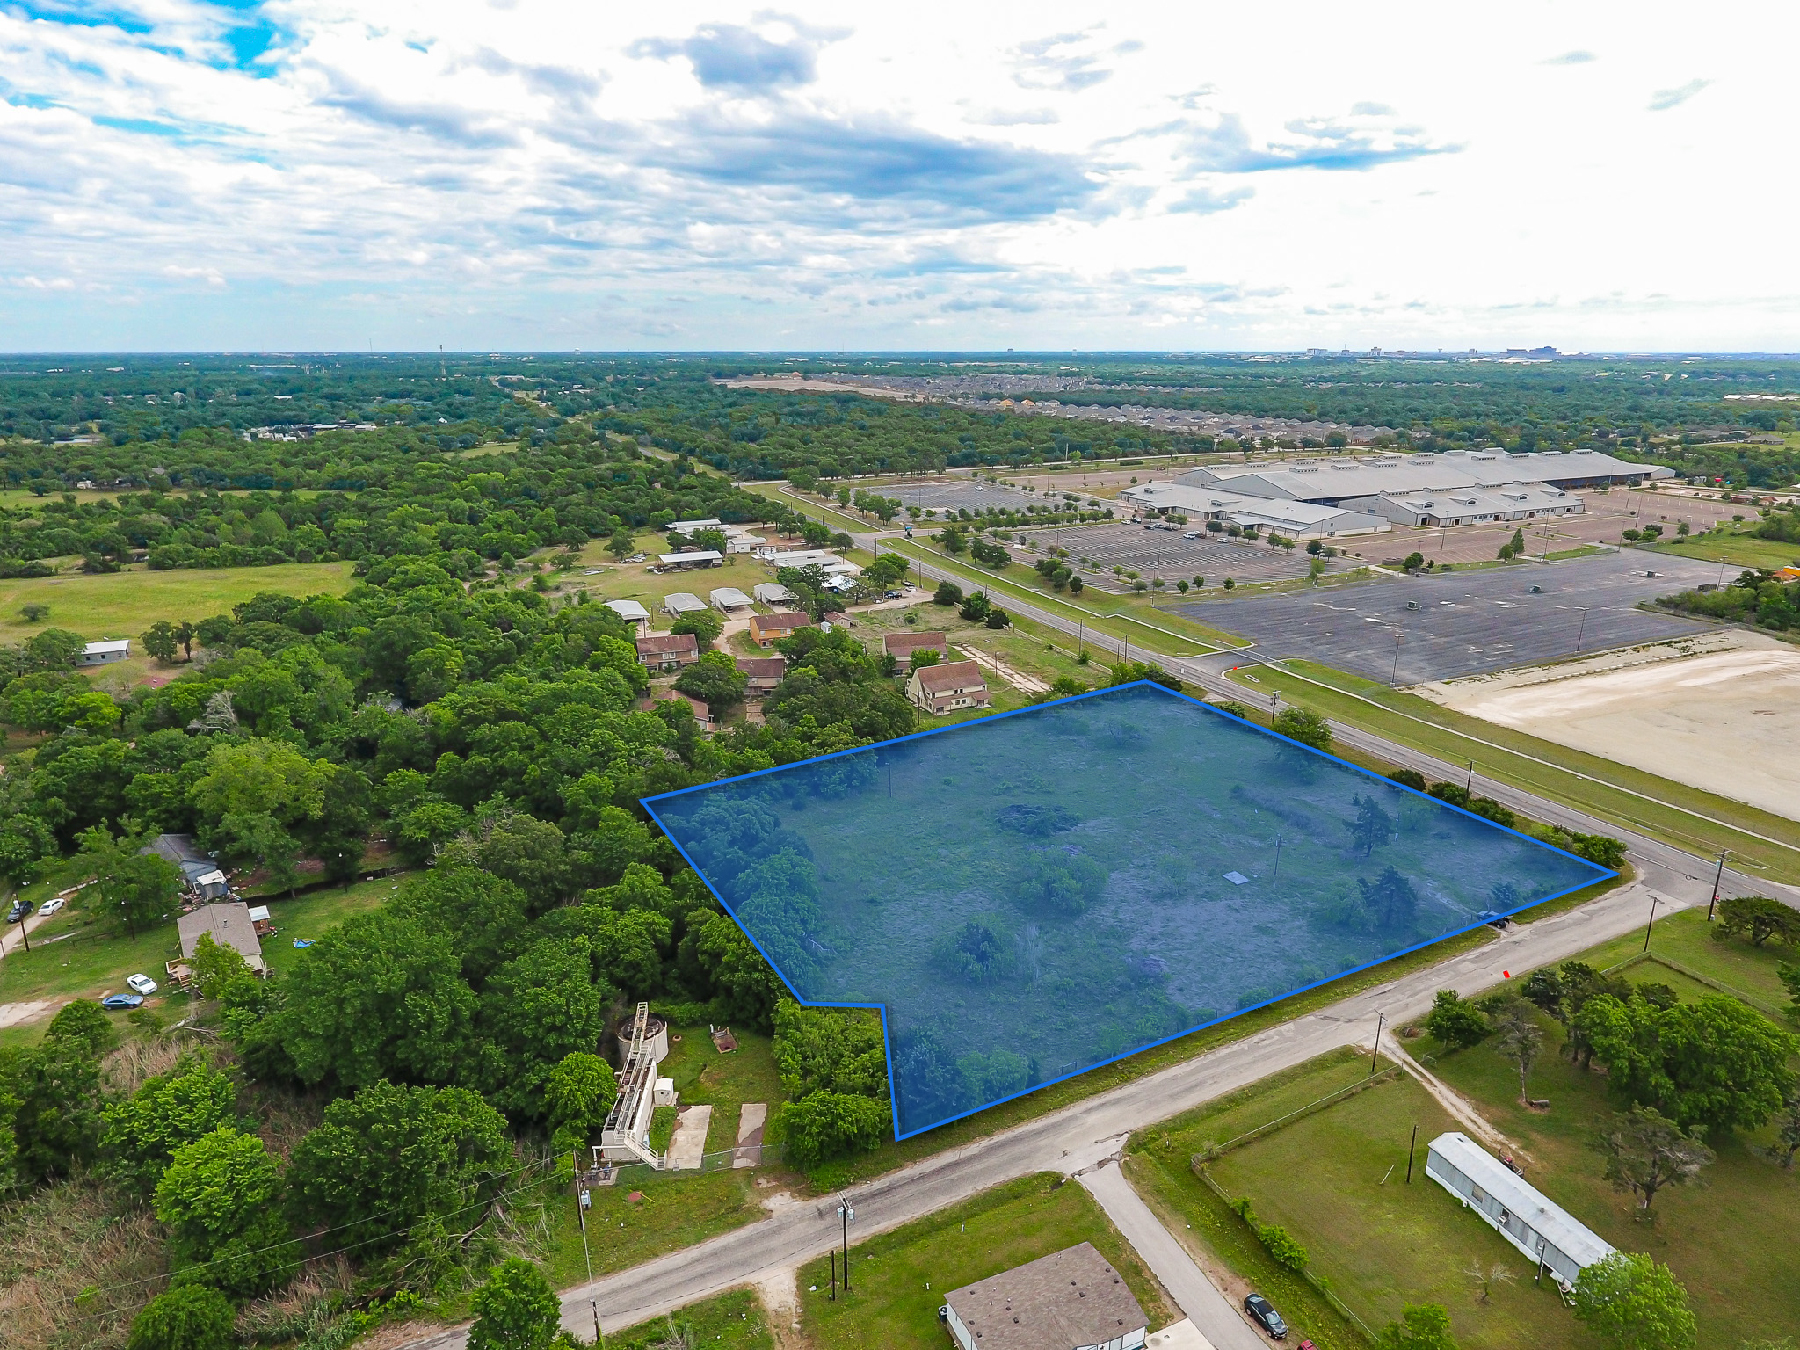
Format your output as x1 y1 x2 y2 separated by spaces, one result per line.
1422 633 1800 821
1416 954 1800 1346
798 1173 1176 1350
1224 659 1800 882
1128 1052 1581 1350
1177 551 1721 685
0 561 355 642
1651 531 1800 572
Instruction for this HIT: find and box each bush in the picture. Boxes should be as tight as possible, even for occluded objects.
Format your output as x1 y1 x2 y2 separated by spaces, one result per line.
782 1090 890 1170
932 580 963 606
1256 1222 1309 1272
1713 895 1800 948
126 1286 236 1350
1271 706 1331 752
1386 768 1427 792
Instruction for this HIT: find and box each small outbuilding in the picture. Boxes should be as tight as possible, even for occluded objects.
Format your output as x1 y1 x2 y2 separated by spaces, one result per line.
1425 1131 1615 1289
751 582 795 605
654 550 723 572
943 1243 1147 1350
80 639 131 666
709 587 754 614
662 592 709 617
603 599 652 632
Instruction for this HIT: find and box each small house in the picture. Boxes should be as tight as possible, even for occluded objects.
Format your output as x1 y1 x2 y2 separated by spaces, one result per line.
943 1243 1146 1350
643 689 713 729
653 550 722 573
1425 1132 1615 1288
603 599 652 633
749 612 812 647
709 587 754 615
634 633 701 671
907 660 990 715
883 631 948 662
662 592 709 618
169 901 268 988
736 656 787 697
142 834 229 900
80 639 131 666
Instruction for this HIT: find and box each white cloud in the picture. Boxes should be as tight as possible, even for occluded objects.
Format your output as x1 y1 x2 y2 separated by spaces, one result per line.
0 1 1793 349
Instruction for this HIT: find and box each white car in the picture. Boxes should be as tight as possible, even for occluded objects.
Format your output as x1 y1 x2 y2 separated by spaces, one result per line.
37 897 66 917
125 973 158 996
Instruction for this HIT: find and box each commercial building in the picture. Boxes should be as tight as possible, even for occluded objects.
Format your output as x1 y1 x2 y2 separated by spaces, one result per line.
1347 483 1584 528
634 633 701 671
749 612 812 647
79 639 131 665
943 1243 1147 1350
1179 448 1670 508
907 659 990 715
1118 481 1388 539
1426 1132 1615 1289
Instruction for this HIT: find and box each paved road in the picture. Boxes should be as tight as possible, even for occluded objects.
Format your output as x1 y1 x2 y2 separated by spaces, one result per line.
404 874 1692 1349
1078 1161 1266 1350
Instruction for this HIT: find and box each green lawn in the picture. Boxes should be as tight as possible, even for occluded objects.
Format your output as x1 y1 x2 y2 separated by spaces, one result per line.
654 1022 787 1155
535 1168 769 1291
799 1174 1176 1350
0 561 355 641
1569 906 1797 1023
1130 1055 1586 1350
1650 533 1800 572
607 1289 773 1350
1420 1009 1800 1348
255 876 403 977
1228 659 1800 883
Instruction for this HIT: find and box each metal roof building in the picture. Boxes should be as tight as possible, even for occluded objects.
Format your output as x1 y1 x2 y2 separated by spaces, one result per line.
662 592 709 615
1118 481 1390 538
1180 448 1670 507
602 599 651 625
709 587 754 612
1426 1131 1614 1288
1345 483 1586 528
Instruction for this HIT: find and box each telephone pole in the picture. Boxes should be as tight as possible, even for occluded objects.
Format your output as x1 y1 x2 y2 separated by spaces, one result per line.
572 1153 603 1346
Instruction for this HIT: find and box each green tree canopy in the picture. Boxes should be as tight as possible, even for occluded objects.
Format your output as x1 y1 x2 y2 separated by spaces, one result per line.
155 1126 300 1298
101 1054 239 1198
125 1285 237 1350
467 1257 566 1350
1572 1252 1696 1350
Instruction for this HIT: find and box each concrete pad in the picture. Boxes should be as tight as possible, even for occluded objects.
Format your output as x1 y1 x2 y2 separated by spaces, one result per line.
0 999 55 1029
1148 1320 1217 1350
666 1105 711 1172
734 1102 767 1168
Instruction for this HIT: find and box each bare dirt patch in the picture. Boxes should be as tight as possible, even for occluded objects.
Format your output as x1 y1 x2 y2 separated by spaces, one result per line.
1420 632 1800 820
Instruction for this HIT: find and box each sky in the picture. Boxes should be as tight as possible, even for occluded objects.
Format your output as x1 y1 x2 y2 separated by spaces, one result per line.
1 0 1794 352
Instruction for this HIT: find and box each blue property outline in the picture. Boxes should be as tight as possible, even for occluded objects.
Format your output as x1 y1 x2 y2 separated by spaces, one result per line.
642 681 1614 1140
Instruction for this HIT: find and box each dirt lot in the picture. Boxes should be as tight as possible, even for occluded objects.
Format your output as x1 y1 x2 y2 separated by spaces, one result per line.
1419 631 1800 820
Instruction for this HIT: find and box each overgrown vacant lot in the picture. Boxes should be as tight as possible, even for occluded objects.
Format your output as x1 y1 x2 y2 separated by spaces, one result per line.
798 1173 1175 1350
0 561 355 641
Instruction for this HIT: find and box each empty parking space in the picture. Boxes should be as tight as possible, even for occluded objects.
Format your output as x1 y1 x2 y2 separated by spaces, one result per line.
1034 521 1353 588
1170 551 1721 683
890 480 1042 514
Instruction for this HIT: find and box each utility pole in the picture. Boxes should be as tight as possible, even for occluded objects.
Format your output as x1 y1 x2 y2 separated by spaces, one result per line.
1272 835 1282 881
1707 852 1728 921
1643 893 1661 952
572 1152 603 1347
1369 1012 1384 1076
1405 1123 1418 1184
838 1199 855 1291
1466 759 1474 795
1391 632 1402 683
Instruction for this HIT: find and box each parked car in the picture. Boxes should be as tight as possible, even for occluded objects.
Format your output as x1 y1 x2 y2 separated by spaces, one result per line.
1183 530 1202 539
125 973 159 996
37 897 66 917
883 590 902 599
100 993 144 1011
1245 1293 1288 1339
6 899 29 924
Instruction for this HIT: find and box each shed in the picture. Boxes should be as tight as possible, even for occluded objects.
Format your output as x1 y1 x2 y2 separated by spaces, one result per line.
655 550 722 571
943 1243 1146 1350
176 902 267 974
603 599 652 631
662 592 709 616
80 639 131 666
1425 1132 1614 1288
752 582 795 604
709 587 754 614
142 834 230 900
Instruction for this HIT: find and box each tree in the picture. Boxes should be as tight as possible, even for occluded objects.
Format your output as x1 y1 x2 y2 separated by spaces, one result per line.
958 590 990 623
1375 1303 1459 1350
1272 706 1331 751
1712 895 1800 948
782 1090 891 1170
189 932 250 1000
1572 1252 1696 1350
101 1054 239 1199
1426 990 1491 1049
468 1258 566 1350
670 607 723 647
155 1126 300 1297
1576 992 1797 1133
932 579 963 606
11 1002 112 1182
20 602 49 623
984 606 1011 629
1347 794 1395 856
1491 1000 1545 1103
1775 1084 1800 1169
475 940 607 1122
544 1052 618 1151
142 621 181 666
125 1285 236 1350
910 648 940 672
675 650 748 712
79 834 182 937
286 1081 510 1255
1595 1107 1714 1215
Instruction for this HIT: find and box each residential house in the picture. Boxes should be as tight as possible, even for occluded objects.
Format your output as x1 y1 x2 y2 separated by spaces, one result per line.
882 632 948 663
1425 1132 1615 1289
142 834 229 900
752 582 796 605
80 639 131 666
643 689 713 729
736 656 786 697
749 612 812 647
907 660 990 715
168 901 268 988
634 633 701 671
943 1243 1146 1350
652 550 722 573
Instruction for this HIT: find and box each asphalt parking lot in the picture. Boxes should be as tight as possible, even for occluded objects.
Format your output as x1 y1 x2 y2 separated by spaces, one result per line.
1034 521 1354 588
890 480 1043 514
1170 550 1723 683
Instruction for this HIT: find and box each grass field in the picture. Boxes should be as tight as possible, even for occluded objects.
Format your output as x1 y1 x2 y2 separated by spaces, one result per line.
608 1290 773 1350
1418 1000 1800 1347
1227 658 1800 883
654 1022 787 1155
798 1173 1176 1350
535 1166 769 1292
1577 906 1797 1020
0 561 355 641
1128 1051 1583 1350
1650 532 1800 572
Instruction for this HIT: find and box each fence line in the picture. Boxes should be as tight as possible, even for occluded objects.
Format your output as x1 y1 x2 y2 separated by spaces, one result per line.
1189 1064 1405 1164
1602 950 1788 1019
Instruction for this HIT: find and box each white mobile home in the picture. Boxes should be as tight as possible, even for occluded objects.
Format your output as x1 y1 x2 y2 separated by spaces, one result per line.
1425 1132 1614 1289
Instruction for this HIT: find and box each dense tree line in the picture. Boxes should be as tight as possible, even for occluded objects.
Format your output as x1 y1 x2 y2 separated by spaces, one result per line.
1658 568 1800 633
